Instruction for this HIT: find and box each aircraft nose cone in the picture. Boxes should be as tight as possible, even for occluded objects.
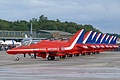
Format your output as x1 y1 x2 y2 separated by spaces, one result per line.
6 48 36 54
6 49 15 54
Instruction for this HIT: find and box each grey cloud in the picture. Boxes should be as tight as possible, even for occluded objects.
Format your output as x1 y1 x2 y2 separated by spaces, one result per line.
0 0 120 34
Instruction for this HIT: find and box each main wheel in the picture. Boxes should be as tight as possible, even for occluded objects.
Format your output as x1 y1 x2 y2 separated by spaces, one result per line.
92 52 96 54
31 53 37 59
81 53 85 56
86 52 91 55
31 55 34 59
47 56 55 60
67 54 73 57
96 52 100 54
74 54 79 56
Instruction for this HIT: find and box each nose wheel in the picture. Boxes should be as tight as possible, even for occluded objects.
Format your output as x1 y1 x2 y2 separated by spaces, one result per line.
31 53 37 59
14 55 19 61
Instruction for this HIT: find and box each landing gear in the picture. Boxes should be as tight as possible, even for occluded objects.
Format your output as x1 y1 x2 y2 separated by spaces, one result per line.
34 53 37 59
96 52 100 54
47 56 55 60
59 55 66 59
24 53 26 57
81 53 85 56
92 52 96 54
31 55 34 59
67 54 73 57
86 52 91 55
14 55 19 61
31 53 37 59
74 54 79 56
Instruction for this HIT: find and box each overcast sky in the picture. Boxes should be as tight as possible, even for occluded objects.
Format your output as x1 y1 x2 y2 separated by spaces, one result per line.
0 0 120 34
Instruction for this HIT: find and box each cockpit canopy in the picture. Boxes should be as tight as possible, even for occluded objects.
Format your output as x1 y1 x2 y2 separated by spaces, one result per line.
21 39 40 46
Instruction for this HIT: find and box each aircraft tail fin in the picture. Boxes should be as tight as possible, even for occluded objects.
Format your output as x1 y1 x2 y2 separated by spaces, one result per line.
113 36 118 44
64 29 84 50
25 34 28 38
76 29 85 44
12 39 14 45
105 35 110 44
82 30 93 44
91 32 98 44
110 36 117 44
100 34 107 44
109 36 114 44
96 33 102 44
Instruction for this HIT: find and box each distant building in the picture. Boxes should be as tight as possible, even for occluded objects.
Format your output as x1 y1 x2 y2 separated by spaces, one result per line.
0 30 73 39
37 30 73 38
0 30 36 38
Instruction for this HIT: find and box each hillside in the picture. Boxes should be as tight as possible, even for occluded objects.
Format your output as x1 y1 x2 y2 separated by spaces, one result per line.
0 15 119 37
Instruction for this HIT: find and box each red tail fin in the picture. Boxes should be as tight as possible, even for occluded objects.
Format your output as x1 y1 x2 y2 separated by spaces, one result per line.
65 29 84 50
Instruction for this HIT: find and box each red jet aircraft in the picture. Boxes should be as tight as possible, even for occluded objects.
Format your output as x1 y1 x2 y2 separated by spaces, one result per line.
7 29 85 61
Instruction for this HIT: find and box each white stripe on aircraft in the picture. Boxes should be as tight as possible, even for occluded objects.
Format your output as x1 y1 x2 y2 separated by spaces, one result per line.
109 36 114 44
64 29 84 50
82 31 92 44
100 34 106 43
96 33 101 42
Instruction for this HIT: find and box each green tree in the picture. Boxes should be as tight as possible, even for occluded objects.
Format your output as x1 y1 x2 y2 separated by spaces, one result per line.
0 15 119 37
39 15 48 22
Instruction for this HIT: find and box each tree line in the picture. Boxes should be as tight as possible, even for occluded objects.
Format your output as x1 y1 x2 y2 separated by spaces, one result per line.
0 15 120 37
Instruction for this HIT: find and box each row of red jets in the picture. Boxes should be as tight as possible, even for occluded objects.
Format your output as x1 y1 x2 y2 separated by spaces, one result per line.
6 29 119 61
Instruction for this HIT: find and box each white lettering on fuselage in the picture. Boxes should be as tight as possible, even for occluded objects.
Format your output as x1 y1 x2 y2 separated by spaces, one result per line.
47 48 59 51
39 48 59 51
